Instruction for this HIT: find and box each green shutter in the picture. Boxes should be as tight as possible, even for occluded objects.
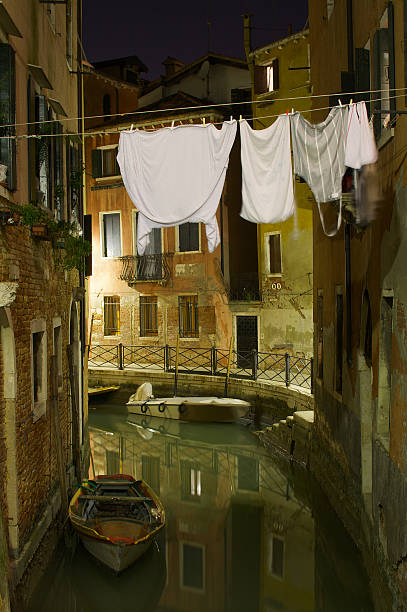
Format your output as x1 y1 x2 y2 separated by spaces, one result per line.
388 1 396 121
355 48 370 114
0 44 16 190
254 65 267 94
373 29 382 138
91 149 102 178
404 0 407 106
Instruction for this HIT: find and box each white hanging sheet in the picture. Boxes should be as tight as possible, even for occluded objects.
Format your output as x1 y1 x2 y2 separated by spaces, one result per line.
240 116 294 224
345 101 378 170
117 120 237 255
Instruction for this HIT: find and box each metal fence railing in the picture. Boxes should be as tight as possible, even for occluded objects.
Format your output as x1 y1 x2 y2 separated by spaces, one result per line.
88 344 313 393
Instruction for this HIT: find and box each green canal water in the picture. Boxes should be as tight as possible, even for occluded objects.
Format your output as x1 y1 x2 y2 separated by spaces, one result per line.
28 404 373 612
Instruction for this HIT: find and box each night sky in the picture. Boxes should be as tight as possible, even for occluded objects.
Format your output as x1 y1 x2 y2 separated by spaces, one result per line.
83 1 309 80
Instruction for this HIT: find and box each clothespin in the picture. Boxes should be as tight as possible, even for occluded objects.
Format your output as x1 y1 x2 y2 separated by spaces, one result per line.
203 117 206 126
230 115 233 122
171 120 175 129
239 115 242 121
338 99 343 107
130 124 134 131
349 99 353 106
291 108 294 114
286 109 289 114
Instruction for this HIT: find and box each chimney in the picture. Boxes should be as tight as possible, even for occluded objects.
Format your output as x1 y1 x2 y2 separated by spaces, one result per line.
162 57 184 78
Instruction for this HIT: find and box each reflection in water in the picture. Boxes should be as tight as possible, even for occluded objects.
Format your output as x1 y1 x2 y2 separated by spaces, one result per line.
28 407 373 612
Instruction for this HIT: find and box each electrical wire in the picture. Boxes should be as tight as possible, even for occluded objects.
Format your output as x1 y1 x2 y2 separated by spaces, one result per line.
0 85 406 132
1 91 402 141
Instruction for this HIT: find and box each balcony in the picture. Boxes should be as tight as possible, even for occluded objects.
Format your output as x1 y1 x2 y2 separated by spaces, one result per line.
228 274 262 302
120 253 173 285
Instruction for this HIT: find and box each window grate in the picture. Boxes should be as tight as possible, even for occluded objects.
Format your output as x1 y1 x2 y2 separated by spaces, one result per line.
140 296 158 336
179 295 198 338
104 295 120 336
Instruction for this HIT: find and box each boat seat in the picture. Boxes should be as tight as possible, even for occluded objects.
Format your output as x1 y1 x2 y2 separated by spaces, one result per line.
95 518 149 540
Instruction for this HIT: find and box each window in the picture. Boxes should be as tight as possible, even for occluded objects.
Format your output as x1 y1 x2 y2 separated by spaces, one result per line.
237 455 259 491
180 543 205 592
179 295 198 338
265 233 282 275
268 536 285 578
53 318 62 390
106 450 120 474
92 147 120 178
373 4 395 139
0 44 16 190
317 291 324 380
31 319 47 422
181 461 202 501
104 296 120 336
103 94 111 121
378 295 393 440
254 59 279 95
140 296 158 337
142 455 160 493
335 290 343 394
53 122 64 219
178 222 200 252
101 212 121 257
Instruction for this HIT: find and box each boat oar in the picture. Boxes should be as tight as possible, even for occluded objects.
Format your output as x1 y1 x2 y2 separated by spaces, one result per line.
80 494 153 503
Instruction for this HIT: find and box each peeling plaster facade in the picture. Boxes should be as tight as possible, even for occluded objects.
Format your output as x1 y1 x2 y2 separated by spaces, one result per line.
85 55 256 354
309 0 407 608
243 27 314 358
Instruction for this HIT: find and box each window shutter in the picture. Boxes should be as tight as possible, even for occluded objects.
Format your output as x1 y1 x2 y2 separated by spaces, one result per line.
91 149 102 178
388 1 396 121
105 213 121 257
355 48 371 114
179 223 189 251
0 44 16 190
178 296 184 336
273 58 279 90
254 65 267 94
404 0 407 105
84 214 92 277
140 297 145 336
373 29 382 138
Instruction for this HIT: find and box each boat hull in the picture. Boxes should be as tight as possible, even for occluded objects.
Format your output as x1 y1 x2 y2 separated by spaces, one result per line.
126 396 250 422
80 531 152 573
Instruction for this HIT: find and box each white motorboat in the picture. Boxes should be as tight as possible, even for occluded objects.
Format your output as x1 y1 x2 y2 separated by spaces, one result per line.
126 383 250 423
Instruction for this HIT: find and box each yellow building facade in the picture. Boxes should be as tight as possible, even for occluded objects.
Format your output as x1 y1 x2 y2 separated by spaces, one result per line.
244 26 313 358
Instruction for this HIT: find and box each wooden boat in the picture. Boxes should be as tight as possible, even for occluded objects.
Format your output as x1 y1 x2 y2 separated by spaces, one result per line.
126 383 250 423
69 474 165 573
88 385 120 397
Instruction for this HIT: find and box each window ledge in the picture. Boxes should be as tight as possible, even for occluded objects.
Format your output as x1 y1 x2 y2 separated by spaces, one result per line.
175 250 202 255
179 336 200 341
95 175 122 182
103 335 121 339
265 273 283 278
33 400 46 423
255 90 278 101
138 336 159 341
377 128 394 150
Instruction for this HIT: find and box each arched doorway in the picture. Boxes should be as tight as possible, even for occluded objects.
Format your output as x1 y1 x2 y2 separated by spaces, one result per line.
0 307 18 553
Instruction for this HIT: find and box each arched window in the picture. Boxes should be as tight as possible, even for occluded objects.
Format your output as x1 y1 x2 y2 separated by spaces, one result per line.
102 94 111 121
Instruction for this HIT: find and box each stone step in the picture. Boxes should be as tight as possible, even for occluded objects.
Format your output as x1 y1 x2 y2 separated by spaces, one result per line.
293 410 314 431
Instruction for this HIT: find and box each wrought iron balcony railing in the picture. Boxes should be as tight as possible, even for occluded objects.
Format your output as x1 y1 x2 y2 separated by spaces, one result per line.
119 253 173 284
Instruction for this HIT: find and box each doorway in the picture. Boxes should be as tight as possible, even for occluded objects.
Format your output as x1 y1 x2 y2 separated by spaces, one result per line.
236 316 258 368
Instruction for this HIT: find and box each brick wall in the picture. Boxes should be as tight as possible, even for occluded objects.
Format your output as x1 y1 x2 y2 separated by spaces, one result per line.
0 224 79 550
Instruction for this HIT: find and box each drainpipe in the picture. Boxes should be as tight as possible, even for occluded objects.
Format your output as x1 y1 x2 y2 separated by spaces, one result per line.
345 0 353 366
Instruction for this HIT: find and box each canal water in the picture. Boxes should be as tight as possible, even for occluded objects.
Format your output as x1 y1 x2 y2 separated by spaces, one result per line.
28 403 374 612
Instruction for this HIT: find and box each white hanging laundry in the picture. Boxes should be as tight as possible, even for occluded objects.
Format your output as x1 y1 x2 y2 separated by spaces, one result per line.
345 101 378 170
117 120 237 254
240 116 294 224
290 106 349 236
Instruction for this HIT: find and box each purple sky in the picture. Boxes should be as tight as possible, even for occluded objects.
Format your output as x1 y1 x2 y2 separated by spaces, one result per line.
83 1 308 80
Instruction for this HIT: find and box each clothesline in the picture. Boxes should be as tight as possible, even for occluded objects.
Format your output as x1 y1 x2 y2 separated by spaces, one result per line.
0 92 403 141
0 85 405 132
